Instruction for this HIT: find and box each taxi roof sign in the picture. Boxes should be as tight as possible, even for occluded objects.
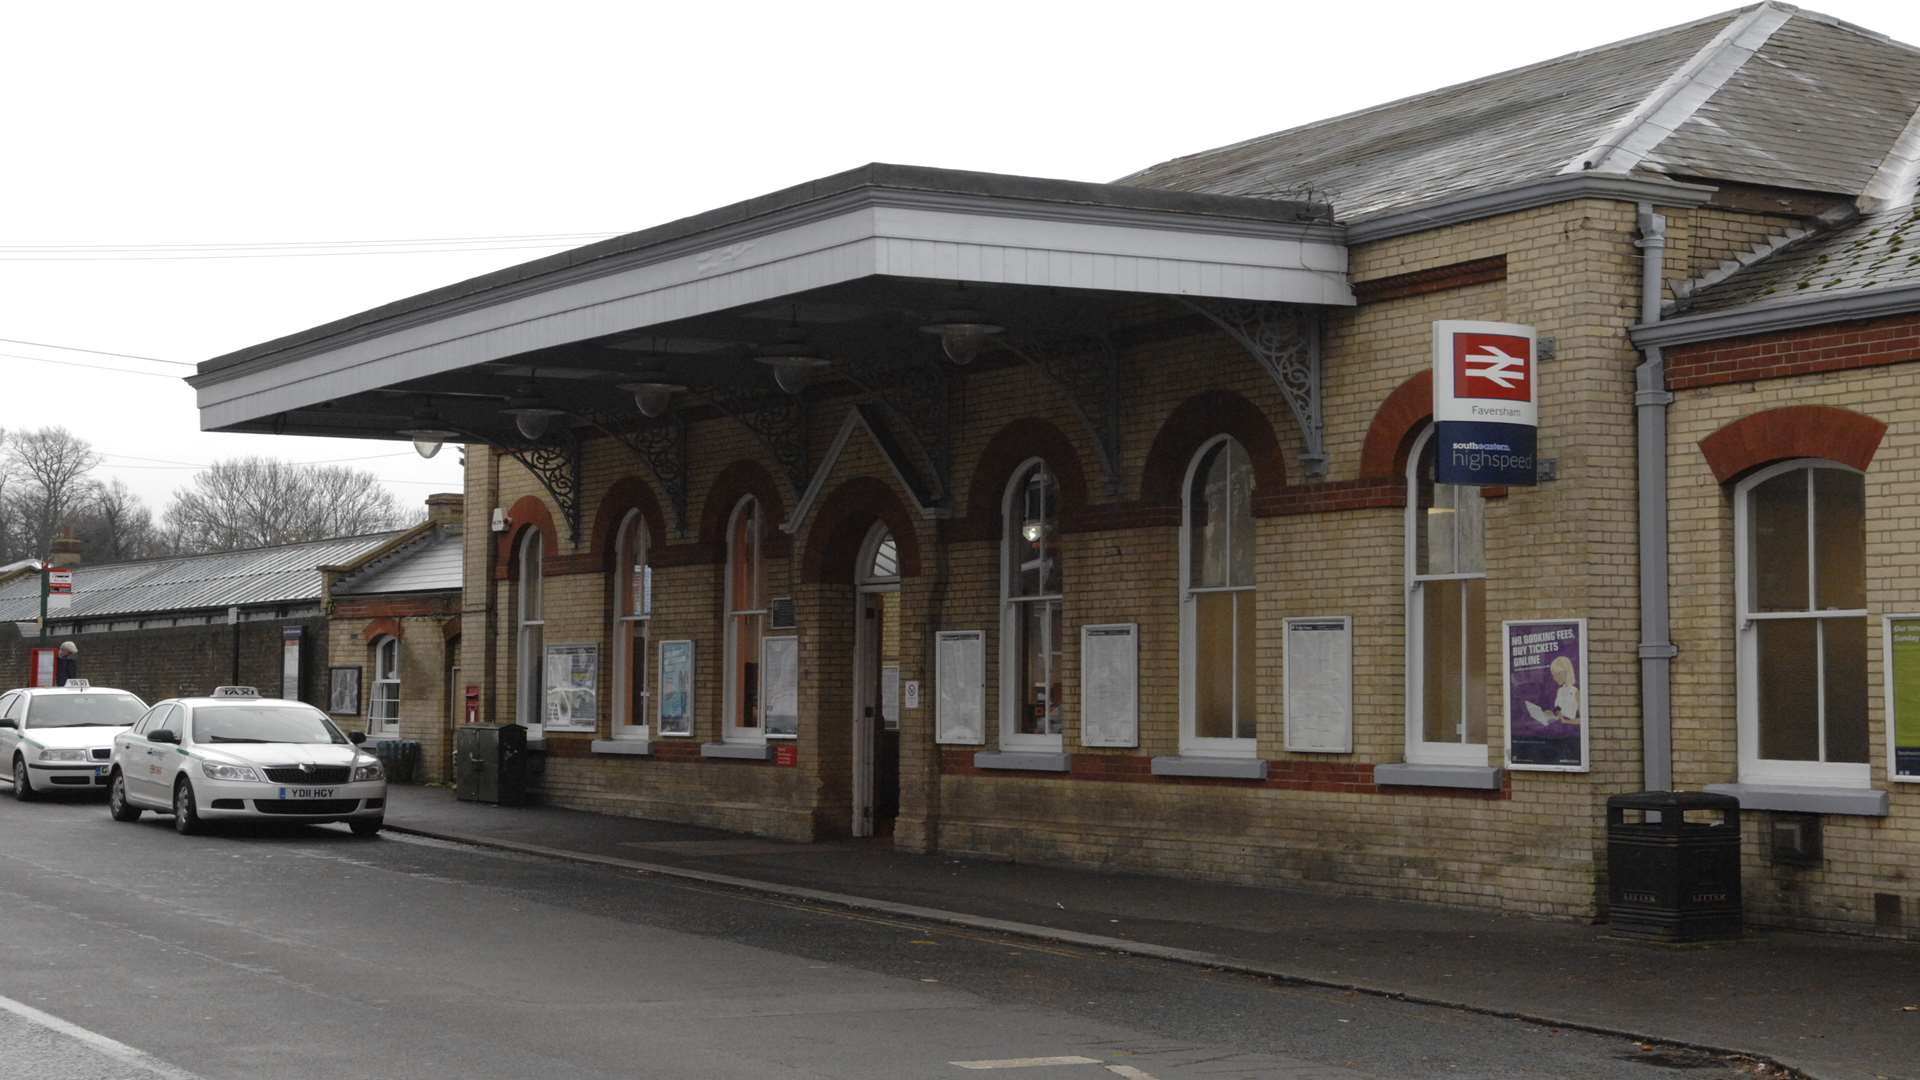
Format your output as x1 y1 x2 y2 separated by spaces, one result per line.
62 679 90 689
211 686 260 698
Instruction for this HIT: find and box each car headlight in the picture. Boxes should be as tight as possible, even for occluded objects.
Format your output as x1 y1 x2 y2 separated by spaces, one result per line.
39 748 87 762
352 760 384 782
201 761 263 783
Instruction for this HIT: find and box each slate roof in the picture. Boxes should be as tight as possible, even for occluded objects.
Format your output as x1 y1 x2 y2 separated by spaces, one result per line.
1682 202 1920 313
334 527 463 596
0 533 402 623
1121 4 1920 221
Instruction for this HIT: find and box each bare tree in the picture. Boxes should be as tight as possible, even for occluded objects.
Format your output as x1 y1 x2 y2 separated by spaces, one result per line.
162 457 412 553
71 478 164 562
5 426 101 561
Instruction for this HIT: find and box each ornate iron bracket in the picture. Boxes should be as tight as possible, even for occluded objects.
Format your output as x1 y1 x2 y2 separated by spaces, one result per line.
501 431 584 544
582 410 690 538
699 385 811 496
842 354 952 505
1182 300 1327 479
996 334 1124 497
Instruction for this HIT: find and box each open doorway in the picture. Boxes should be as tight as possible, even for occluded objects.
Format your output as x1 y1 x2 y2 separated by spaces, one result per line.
852 524 901 838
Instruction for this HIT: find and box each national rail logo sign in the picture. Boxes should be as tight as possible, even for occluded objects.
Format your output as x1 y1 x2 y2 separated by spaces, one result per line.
1432 321 1539 486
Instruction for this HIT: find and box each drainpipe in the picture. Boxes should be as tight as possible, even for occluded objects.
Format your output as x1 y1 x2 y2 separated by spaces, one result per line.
1635 203 1677 792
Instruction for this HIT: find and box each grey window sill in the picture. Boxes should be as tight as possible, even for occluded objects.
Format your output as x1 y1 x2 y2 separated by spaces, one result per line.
590 740 652 757
1151 756 1269 780
700 742 774 761
1704 783 1889 817
973 751 1070 772
1373 763 1504 790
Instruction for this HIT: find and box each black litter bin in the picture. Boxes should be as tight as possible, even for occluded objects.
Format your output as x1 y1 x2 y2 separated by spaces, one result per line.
454 723 528 806
1606 791 1742 942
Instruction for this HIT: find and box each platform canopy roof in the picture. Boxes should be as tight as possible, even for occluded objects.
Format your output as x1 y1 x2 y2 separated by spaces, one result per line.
191 163 1350 445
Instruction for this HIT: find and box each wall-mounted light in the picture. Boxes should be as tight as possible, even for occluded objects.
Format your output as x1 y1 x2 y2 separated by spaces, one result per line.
920 308 1003 365
619 381 681 419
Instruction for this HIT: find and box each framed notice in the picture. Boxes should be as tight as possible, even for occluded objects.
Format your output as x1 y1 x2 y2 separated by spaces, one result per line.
935 630 985 745
1284 616 1352 753
762 635 799 737
543 643 599 732
658 640 694 736
880 664 901 732
327 666 361 716
1503 619 1588 771
1882 615 1920 782
1080 623 1138 748
281 625 303 702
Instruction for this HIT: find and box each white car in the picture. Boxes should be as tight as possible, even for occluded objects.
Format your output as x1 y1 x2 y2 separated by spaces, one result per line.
108 687 386 836
0 682 149 800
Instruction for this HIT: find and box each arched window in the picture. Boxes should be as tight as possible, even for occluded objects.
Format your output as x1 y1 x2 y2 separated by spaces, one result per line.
370 636 400 737
1735 460 1869 787
723 496 767 742
1001 461 1063 748
1180 436 1256 754
517 529 545 736
1405 427 1488 765
612 510 651 741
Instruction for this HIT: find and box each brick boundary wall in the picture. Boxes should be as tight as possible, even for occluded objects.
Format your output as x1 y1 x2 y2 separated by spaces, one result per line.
1666 311 1920 390
0 616 331 710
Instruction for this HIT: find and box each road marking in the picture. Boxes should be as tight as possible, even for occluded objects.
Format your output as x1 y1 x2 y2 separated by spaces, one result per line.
1105 1067 1159 1079
0 992 207 1080
952 1056 1103 1069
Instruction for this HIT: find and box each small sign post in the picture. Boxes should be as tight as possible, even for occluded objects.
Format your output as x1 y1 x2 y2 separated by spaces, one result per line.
1432 320 1539 486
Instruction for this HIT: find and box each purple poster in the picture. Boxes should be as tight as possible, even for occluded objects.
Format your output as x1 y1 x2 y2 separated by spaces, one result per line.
1504 619 1588 771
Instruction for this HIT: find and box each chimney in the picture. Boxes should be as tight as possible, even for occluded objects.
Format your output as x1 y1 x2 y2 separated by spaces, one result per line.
50 533 82 568
425 493 465 530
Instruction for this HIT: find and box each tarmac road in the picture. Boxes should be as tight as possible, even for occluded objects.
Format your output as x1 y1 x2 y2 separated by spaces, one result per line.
0 791 1781 1080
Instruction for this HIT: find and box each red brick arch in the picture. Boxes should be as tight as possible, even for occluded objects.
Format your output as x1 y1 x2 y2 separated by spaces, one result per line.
360 618 403 643
1139 390 1286 508
1699 405 1888 484
958 418 1090 541
698 458 790 562
590 475 668 573
494 494 558 581
1359 370 1433 481
801 476 923 584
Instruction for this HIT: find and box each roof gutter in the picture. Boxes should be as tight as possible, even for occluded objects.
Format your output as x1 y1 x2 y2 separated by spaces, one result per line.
1631 283 1920 348
1346 175 1716 245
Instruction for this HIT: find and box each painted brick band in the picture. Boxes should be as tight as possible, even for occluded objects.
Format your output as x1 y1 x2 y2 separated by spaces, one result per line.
1352 255 1507 305
1666 311 1920 390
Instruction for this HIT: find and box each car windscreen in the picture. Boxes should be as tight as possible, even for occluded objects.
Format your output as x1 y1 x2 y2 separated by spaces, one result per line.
190 706 348 745
24 694 148 729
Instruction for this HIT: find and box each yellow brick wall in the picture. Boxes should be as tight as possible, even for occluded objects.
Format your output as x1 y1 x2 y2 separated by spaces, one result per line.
1669 367 1920 938
326 615 454 783
451 195 1762 923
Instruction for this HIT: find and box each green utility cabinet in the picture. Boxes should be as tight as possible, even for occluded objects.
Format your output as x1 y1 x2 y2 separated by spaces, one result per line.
455 723 527 806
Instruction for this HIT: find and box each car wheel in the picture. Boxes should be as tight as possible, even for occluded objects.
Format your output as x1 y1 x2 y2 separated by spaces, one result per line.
108 771 141 822
172 778 201 835
349 818 383 838
11 756 33 802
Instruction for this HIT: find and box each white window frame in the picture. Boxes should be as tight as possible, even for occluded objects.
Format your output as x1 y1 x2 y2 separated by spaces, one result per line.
722 496 770 744
516 529 546 738
1404 427 1490 767
999 458 1065 752
1733 458 1872 788
1178 435 1257 758
612 509 651 741
369 635 401 737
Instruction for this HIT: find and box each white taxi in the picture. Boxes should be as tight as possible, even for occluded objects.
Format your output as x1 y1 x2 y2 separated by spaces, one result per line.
108 687 385 836
0 681 149 800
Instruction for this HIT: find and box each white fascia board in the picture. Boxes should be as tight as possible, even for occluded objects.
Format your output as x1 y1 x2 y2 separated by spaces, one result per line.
195 192 1351 432
1632 283 1920 348
1346 174 1717 245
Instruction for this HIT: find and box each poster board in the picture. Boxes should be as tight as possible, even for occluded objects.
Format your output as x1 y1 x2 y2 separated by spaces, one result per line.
281 626 303 702
1502 619 1588 771
935 630 985 745
658 640 694 736
762 635 799 737
327 666 361 716
880 664 901 732
1284 616 1352 753
1079 623 1138 748
543 643 599 732
1882 615 1920 782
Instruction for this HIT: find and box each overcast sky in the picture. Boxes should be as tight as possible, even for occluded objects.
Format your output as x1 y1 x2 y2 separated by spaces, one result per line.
4 0 1915 517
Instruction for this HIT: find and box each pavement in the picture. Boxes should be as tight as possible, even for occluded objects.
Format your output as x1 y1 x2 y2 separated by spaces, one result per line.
384 785 1918 1080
